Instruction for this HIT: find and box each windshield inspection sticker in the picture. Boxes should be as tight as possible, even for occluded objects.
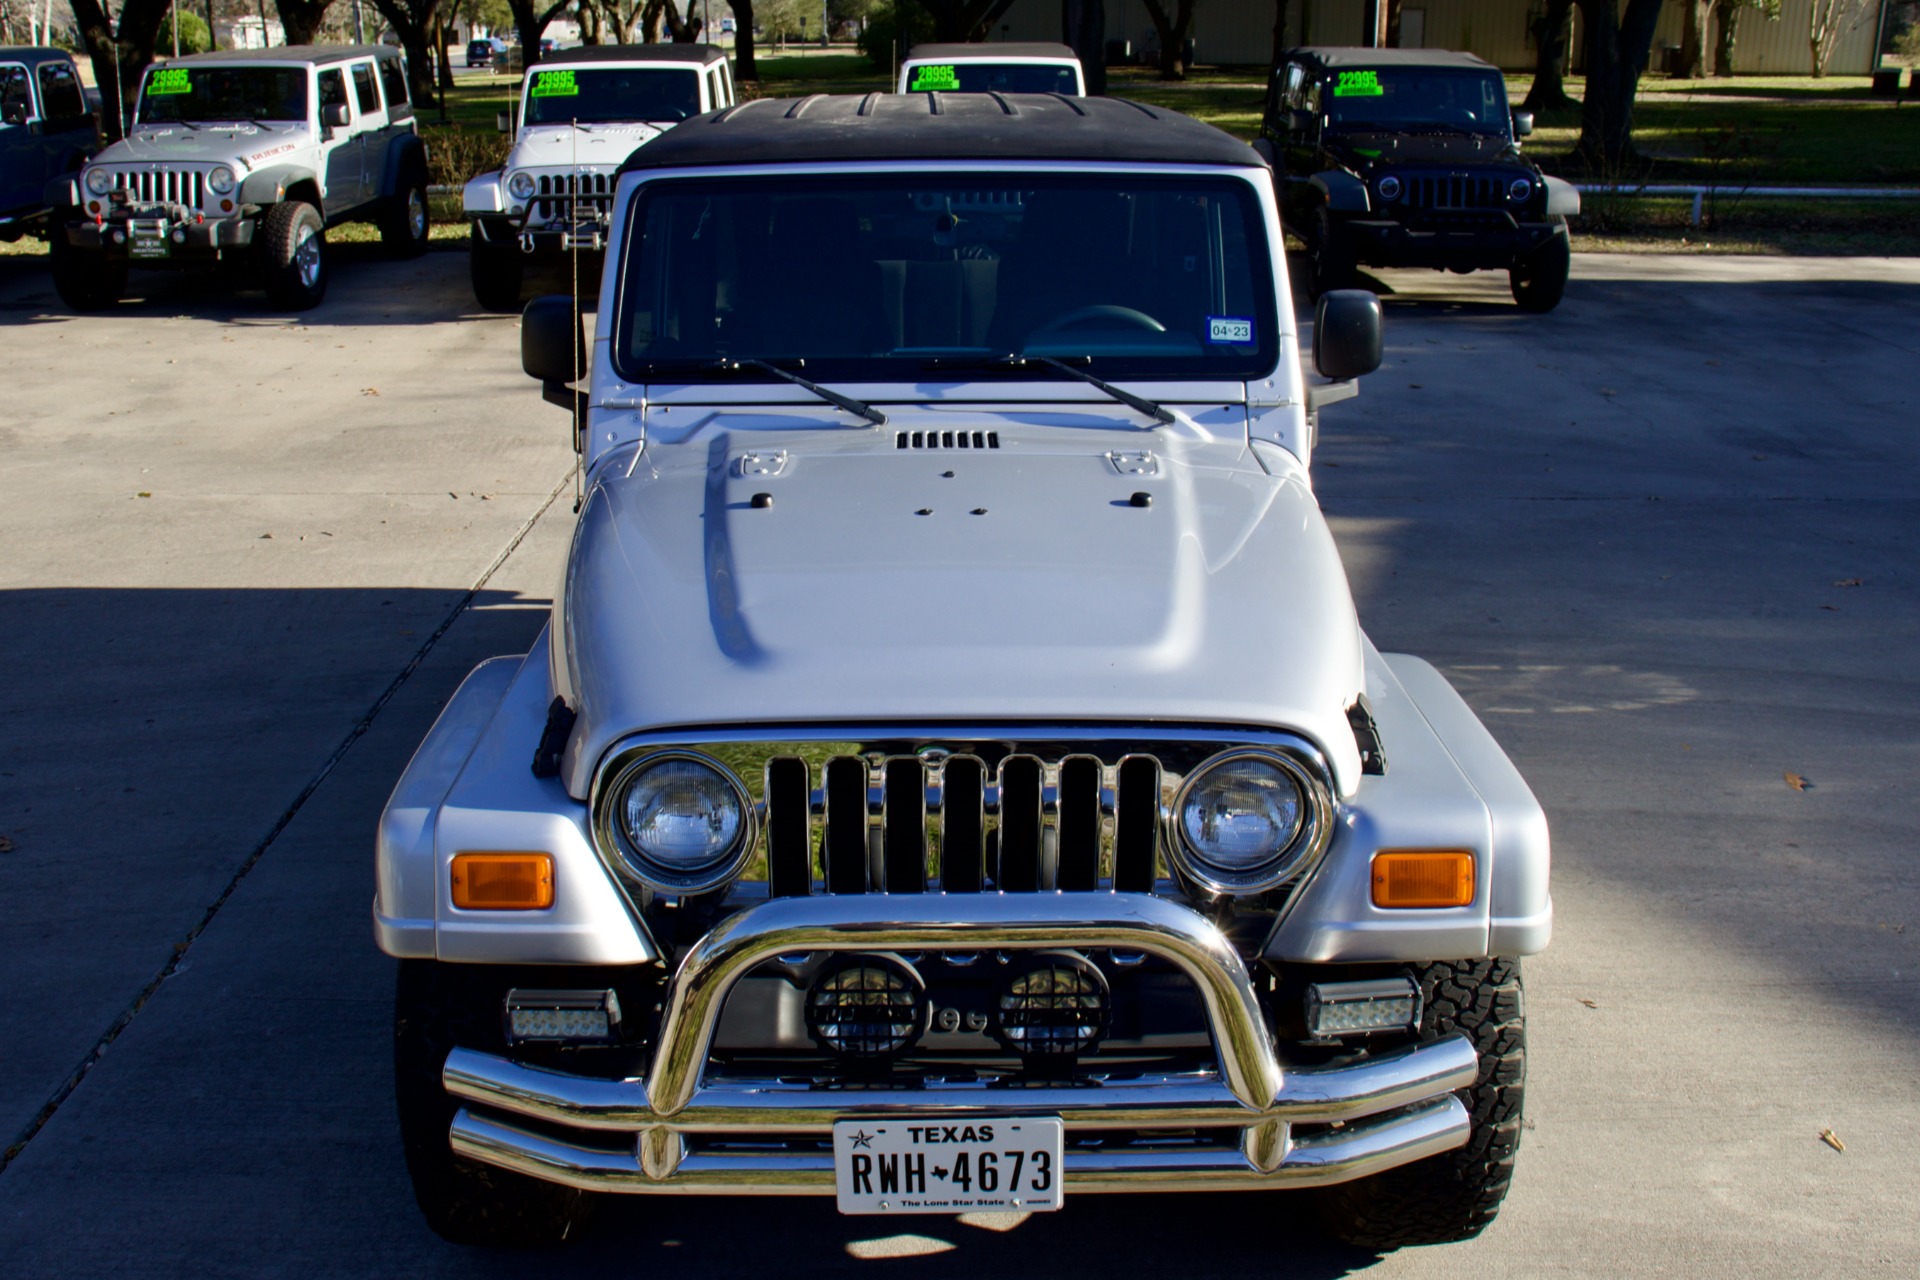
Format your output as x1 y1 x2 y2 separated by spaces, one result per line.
1208 316 1255 344
148 68 193 95
531 70 579 97
1334 70 1384 97
909 65 960 91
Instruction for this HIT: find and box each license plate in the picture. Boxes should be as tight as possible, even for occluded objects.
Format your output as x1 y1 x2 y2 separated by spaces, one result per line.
129 236 170 261
832 1118 1064 1215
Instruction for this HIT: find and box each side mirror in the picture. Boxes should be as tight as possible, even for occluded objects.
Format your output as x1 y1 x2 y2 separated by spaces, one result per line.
322 103 350 128
1511 110 1534 138
1312 290 1383 381
522 295 587 412
496 110 512 134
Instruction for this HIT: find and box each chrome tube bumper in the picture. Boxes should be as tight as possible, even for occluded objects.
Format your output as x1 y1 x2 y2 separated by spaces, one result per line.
441 893 1479 1196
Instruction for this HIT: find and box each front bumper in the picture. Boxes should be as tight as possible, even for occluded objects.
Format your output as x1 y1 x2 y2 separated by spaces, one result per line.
66 210 254 260
1346 215 1561 271
441 892 1479 1196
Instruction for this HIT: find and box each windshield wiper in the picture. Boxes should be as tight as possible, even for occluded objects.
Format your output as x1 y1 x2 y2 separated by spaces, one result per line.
926 354 1174 425
710 358 888 426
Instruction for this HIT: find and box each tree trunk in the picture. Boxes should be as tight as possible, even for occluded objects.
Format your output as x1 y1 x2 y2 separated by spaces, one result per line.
1140 0 1194 80
1676 0 1708 77
1269 0 1292 72
1712 0 1739 74
1384 0 1402 46
508 0 573 69
1061 0 1107 94
1573 0 1666 173
274 0 334 46
733 0 758 80
1522 0 1577 110
367 0 446 104
68 0 174 141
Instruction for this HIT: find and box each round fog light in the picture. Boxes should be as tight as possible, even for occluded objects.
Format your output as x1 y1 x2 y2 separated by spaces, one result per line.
994 953 1110 1058
1377 174 1402 202
1509 177 1534 202
805 957 928 1057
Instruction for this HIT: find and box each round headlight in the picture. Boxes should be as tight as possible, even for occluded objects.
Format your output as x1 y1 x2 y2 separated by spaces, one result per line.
507 171 536 200
208 165 236 195
1509 177 1533 202
1170 751 1328 895
603 754 753 894
85 168 114 196
1376 174 1402 202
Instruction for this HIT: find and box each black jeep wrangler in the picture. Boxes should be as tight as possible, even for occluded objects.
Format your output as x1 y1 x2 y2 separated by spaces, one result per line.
1258 47 1578 312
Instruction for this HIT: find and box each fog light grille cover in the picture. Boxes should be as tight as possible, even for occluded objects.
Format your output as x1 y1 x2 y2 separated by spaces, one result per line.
804 958 928 1056
994 954 1111 1057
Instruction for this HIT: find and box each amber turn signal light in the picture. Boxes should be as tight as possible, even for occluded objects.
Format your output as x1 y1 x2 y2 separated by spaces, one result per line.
1371 850 1475 909
451 853 554 910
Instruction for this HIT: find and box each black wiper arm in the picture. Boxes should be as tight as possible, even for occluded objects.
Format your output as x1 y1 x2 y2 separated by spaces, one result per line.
714 358 887 426
1002 354 1175 426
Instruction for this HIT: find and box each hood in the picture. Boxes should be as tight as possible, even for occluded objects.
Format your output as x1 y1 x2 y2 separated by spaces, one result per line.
508 122 668 171
558 416 1365 798
98 122 311 168
1330 130 1525 170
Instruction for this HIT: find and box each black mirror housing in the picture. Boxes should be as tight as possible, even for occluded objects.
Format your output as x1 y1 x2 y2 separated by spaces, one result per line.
1313 290 1383 381
522 294 587 393
322 103 350 128
1512 110 1535 138
496 109 512 134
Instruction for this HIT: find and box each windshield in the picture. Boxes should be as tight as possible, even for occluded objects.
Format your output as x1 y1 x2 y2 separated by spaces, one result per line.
523 66 701 125
136 65 308 124
612 172 1277 384
905 62 1078 94
1324 68 1510 136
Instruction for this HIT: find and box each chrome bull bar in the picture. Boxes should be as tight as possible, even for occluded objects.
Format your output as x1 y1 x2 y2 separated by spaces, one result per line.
442 893 1479 1194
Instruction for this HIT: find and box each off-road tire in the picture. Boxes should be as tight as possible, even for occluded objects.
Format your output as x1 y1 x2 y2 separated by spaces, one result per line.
1316 957 1526 1249
1510 225 1570 313
382 171 432 258
394 960 595 1247
259 200 329 310
49 223 126 311
1308 205 1355 299
470 237 524 313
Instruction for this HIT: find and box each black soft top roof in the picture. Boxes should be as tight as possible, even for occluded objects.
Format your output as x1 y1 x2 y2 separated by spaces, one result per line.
155 44 400 68
904 42 1080 62
538 43 726 67
620 93 1258 173
0 47 81 70
1289 46 1494 72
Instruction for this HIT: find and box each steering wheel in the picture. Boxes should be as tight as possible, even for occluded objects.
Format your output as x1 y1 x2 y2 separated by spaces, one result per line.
1029 304 1167 335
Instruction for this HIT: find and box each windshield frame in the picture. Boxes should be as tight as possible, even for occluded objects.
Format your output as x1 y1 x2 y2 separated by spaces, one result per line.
1320 66 1513 140
134 63 310 126
606 163 1282 391
520 65 704 127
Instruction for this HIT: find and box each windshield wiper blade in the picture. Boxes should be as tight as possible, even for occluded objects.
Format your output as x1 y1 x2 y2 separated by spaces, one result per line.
995 354 1175 426
712 358 887 426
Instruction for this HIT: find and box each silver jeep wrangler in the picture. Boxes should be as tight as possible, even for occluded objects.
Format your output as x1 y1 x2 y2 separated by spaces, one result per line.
378 93 1550 1251
52 45 429 311
462 43 733 312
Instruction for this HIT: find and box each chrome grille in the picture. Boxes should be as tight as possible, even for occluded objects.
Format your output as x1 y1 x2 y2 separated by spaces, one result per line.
111 168 206 209
533 171 613 223
1404 173 1504 211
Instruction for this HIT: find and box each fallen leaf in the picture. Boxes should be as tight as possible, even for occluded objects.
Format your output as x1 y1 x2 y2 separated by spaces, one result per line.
1578 998 1598 1009
136 492 151 498
448 491 460 500
1819 1129 1845 1153
361 387 380 396
1408 383 1423 389
259 533 273 540
1784 771 1808 791
1833 578 1863 587
0 835 13 853
1751 454 1769 461
1704 359 1722 367
1599 388 1618 397
1820 605 1838 612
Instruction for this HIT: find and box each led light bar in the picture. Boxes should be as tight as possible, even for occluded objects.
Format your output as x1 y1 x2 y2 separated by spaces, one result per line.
504 988 622 1044
1304 977 1422 1039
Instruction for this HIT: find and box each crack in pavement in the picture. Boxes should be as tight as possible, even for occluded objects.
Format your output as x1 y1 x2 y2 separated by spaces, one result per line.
0 467 575 1175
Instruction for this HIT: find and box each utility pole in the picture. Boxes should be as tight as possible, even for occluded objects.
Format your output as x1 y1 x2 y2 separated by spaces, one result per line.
354 0 366 45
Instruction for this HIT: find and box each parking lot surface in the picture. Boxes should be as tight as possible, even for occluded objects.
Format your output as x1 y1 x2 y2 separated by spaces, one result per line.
0 248 1915 1276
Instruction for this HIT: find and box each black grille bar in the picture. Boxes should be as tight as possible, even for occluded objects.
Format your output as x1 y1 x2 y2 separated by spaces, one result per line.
765 758 811 897
939 756 985 892
1057 756 1101 891
1113 756 1160 892
997 756 1044 891
881 758 925 893
823 757 869 894
1406 174 1503 211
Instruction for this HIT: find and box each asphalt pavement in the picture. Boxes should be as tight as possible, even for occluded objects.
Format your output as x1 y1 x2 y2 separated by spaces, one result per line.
0 245 1914 1277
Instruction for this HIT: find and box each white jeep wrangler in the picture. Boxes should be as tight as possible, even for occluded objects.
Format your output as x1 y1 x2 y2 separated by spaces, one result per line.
462 44 733 312
379 92 1550 1250
53 45 429 311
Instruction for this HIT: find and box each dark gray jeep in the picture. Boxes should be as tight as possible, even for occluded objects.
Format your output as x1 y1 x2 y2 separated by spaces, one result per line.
0 48 97 244
1258 47 1579 312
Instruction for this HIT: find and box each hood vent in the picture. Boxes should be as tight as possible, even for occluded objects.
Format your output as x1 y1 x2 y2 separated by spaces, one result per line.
897 430 1000 450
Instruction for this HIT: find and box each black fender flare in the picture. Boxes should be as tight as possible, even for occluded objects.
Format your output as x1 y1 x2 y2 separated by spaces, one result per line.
377 132 430 199
1310 169 1371 214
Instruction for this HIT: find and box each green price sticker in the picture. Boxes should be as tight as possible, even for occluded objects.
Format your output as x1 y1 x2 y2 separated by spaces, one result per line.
1334 70 1384 97
148 68 193 96
909 65 960 92
531 70 579 97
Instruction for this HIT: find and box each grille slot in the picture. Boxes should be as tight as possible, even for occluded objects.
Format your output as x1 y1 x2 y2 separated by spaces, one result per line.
998 756 1044 891
896 430 999 450
1057 756 1102 890
1113 756 1161 893
941 756 985 892
765 758 811 897
532 171 613 222
112 168 205 209
823 757 869 894
882 758 926 892
1404 173 1503 211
